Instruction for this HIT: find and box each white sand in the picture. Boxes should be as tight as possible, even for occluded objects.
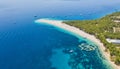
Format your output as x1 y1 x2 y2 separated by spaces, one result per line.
35 19 120 69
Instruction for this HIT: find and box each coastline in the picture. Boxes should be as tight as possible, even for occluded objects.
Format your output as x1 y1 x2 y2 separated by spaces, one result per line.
35 19 120 69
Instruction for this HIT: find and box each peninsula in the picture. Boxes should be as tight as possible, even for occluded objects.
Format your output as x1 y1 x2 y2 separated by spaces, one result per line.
64 12 120 69
35 12 120 69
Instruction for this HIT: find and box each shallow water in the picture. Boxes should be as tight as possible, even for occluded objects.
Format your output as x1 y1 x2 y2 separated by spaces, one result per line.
0 0 120 69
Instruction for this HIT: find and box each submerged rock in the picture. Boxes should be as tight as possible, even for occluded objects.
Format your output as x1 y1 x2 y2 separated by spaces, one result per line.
78 43 96 51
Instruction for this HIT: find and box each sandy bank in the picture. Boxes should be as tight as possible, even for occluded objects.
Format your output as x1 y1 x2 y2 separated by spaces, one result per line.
35 19 120 69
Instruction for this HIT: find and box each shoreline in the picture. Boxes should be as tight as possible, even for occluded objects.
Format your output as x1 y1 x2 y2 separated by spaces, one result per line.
35 19 120 69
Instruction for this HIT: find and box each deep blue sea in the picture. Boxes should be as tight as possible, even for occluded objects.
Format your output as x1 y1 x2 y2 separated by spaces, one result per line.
0 0 120 69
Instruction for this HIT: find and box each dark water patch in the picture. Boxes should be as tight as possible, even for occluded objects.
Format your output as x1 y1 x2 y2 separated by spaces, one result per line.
49 39 113 69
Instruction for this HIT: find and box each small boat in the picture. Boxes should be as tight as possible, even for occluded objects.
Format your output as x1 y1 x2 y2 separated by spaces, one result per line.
34 15 37 17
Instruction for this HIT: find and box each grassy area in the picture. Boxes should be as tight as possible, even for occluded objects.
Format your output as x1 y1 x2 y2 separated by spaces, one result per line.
64 12 120 65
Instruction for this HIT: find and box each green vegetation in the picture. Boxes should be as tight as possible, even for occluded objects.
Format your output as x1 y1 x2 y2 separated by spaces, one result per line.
64 12 120 65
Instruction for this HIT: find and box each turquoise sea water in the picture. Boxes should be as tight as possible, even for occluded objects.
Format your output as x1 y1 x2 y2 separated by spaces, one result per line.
35 20 113 69
0 0 120 69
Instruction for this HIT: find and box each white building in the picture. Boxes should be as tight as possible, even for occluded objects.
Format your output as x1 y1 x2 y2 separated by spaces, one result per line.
106 38 120 44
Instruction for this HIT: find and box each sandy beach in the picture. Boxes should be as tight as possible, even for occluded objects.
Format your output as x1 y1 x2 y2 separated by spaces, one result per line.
35 19 120 69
